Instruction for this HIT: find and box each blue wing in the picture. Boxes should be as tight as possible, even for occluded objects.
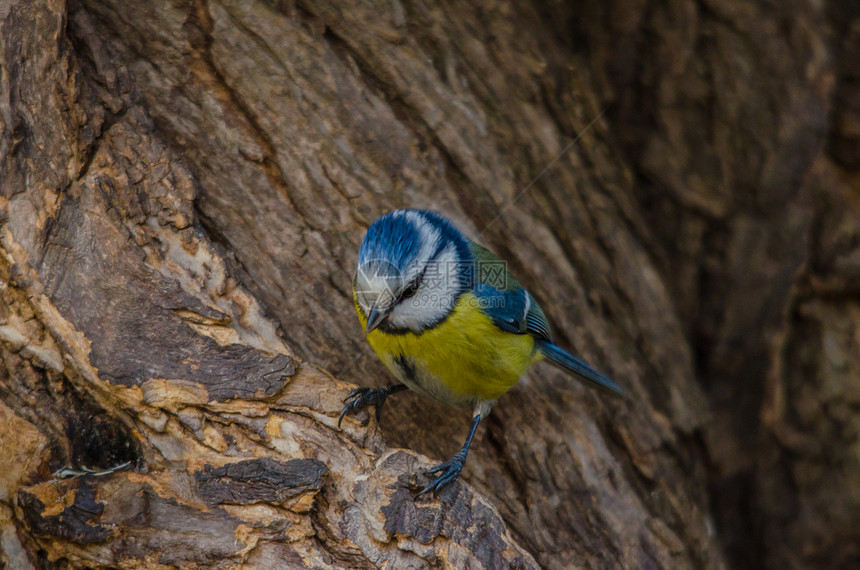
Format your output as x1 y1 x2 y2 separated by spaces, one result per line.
468 240 622 396
473 282 552 341
472 283 526 333
525 298 552 342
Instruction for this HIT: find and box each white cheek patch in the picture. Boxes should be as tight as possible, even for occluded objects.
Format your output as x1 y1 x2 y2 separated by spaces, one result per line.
388 242 462 331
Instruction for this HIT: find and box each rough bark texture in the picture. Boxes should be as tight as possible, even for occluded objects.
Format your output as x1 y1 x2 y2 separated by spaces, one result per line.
0 0 857 568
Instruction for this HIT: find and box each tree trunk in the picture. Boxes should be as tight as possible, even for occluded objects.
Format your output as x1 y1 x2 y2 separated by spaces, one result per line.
1 0 857 568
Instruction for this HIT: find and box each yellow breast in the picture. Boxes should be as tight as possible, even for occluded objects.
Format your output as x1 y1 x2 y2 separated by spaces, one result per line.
356 292 537 405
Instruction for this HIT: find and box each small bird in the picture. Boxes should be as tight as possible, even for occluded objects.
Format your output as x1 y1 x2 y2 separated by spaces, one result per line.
340 209 623 495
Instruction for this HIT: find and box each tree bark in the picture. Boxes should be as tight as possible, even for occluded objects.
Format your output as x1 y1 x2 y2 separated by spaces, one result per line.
0 0 857 568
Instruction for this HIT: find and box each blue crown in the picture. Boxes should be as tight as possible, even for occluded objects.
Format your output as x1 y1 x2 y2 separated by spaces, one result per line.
359 210 475 289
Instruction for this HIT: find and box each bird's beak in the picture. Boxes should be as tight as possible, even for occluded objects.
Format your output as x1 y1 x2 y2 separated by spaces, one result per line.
364 305 388 334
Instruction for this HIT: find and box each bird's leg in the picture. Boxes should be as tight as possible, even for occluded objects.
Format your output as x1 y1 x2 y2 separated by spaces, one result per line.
418 412 482 496
338 384 407 428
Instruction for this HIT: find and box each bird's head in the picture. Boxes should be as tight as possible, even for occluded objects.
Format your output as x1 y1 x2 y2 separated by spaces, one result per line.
354 210 473 334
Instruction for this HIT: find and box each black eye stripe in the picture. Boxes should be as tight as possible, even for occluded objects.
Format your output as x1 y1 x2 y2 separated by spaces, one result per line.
401 283 418 298
398 269 425 301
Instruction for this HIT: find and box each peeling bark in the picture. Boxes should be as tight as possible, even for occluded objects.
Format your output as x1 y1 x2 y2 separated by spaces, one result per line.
1 0 858 568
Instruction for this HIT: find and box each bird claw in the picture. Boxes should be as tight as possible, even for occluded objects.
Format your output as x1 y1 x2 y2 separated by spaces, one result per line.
417 450 467 496
338 386 397 428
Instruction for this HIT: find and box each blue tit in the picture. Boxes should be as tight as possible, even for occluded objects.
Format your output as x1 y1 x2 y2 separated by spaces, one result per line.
340 209 623 495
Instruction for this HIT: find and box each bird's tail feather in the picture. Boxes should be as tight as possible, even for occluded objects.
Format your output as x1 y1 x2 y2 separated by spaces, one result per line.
537 341 624 396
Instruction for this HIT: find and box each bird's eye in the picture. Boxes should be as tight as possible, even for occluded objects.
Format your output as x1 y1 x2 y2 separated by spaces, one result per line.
401 281 419 299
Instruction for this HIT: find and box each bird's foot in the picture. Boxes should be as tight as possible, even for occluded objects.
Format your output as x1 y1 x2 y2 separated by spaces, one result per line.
418 449 467 496
338 385 404 428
